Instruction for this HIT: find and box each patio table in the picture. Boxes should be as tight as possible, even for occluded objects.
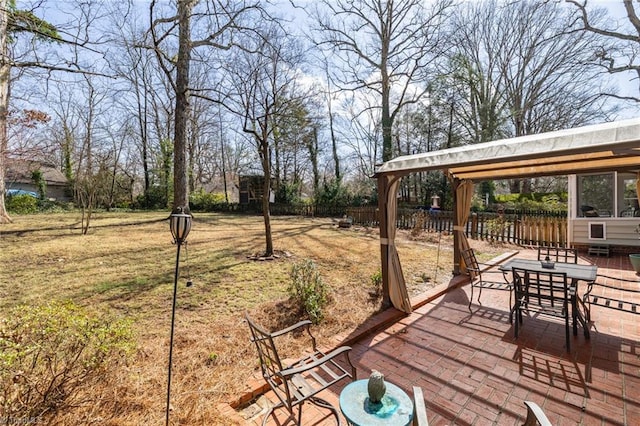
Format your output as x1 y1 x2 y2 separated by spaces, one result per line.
499 258 597 338
339 379 413 426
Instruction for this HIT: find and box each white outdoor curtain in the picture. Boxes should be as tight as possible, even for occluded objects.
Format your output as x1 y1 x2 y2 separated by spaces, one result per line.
455 180 474 273
383 175 412 313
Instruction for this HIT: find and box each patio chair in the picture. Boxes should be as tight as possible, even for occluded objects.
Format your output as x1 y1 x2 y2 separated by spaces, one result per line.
412 386 429 426
512 268 574 352
523 401 552 426
580 205 599 217
462 248 513 317
583 274 640 322
537 247 578 264
245 314 356 426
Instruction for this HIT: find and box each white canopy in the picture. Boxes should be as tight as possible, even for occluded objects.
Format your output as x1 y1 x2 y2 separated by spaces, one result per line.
374 118 640 313
375 118 640 181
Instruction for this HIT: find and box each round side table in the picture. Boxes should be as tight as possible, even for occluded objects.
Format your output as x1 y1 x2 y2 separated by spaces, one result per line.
339 379 413 426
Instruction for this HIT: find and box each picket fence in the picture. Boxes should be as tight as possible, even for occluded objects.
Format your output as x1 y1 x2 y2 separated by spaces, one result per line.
345 206 568 247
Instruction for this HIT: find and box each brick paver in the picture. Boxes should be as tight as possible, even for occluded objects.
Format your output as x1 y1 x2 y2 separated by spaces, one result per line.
240 249 640 425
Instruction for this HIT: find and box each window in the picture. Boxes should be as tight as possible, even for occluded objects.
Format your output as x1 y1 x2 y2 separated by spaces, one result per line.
578 173 613 217
620 174 639 217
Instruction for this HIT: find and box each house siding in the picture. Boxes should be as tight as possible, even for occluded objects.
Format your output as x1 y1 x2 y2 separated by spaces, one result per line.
572 218 640 249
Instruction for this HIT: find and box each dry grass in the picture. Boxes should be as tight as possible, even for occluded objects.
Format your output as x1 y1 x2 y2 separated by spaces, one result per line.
0 211 511 425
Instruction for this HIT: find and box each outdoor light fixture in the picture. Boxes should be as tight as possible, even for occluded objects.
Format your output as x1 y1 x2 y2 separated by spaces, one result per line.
166 207 192 426
431 194 441 210
170 209 192 244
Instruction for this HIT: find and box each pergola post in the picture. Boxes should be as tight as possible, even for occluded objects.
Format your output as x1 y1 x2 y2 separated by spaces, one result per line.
376 173 412 313
377 174 391 309
452 178 461 275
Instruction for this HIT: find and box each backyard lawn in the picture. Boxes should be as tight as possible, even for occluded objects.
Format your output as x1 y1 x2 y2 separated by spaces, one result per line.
0 211 509 425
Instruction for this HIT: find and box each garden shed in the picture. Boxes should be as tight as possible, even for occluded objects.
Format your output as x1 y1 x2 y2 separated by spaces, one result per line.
373 118 640 313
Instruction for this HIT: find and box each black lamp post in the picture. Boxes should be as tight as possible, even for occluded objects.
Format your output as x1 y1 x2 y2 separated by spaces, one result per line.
166 207 192 426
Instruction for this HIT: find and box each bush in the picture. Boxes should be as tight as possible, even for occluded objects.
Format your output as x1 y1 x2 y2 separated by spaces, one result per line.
134 185 169 210
5 194 38 214
275 181 301 204
369 269 382 299
189 189 227 211
486 216 511 240
492 192 567 212
287 259 329 324
0 300 135 420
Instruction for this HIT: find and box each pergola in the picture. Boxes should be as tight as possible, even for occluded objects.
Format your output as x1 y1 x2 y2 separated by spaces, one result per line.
373 118 640 313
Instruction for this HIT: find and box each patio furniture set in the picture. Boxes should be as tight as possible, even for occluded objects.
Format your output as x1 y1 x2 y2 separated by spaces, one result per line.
245 245 638 425
467 246 595 353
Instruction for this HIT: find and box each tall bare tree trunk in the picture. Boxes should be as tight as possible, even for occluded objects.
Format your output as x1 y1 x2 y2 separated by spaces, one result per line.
259 135 273 256
173 0 193 212
0 0 11 223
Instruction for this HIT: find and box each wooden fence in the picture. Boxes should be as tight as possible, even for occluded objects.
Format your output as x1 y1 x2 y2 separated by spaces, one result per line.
345 206 569 247
203 202 567 247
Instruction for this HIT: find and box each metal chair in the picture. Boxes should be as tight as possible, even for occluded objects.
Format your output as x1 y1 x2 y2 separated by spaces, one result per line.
245 314 356 426
511 268 574 352
583 274 640 322
412 386 429 426
523 401 552 426
462 248 513 316
536 247 578 264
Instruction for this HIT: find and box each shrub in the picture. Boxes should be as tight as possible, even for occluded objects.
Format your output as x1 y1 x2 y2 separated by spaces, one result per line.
5 194 38 214
0 300 135 420
189 189 227 211
369 269 383 299
134 185 169 210
411 210 427 237
31 170 46 200
486 216 511 240
275 181 301 204
287 259 329 324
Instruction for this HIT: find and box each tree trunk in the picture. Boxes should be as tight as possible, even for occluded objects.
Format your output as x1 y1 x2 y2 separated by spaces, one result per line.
381 67 393 162
260 138 273 256
0 0 11 223
220 112 229 203
172 0 193 212
329 107 340 182
325 65 341 182
310 127 319 198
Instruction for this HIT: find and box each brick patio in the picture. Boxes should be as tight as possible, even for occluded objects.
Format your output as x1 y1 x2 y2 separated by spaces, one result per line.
239 249 640 425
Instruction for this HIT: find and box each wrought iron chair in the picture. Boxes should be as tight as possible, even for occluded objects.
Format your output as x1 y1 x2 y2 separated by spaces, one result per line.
245 314 356 426
512 268 574 352
583 274 640 322
523 401 552 426
462 248 513 316
536 247 578 264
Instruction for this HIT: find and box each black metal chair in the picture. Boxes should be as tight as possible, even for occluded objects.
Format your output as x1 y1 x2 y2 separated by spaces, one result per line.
462 248 513 316
245 314 356 426
536 247 578 264
583 274 640 322
511 267 574 352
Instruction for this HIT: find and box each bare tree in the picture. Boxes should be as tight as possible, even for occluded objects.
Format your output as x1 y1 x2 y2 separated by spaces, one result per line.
445 0 614 194
220 24 307 256
309 0 452 162
0 0 115 223
568 0 640 102
446 1 510 145
106 4 165 208
0 0 57 222
148 0 264 213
